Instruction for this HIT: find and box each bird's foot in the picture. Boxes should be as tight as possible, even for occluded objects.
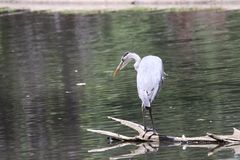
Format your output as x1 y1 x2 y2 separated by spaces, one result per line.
144 126 158 134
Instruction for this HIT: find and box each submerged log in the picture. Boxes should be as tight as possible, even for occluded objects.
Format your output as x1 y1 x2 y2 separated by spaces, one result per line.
87 116 240 144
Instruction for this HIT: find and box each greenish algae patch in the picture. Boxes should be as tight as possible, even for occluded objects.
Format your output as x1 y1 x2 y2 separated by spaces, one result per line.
32 6 157 15
163 7 224 13
0 7 20 14
0 6 225 16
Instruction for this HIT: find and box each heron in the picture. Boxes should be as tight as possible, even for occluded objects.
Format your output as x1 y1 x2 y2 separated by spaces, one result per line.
113 51 165 132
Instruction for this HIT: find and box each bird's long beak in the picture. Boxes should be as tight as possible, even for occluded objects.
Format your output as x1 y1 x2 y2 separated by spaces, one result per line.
113 61 124 77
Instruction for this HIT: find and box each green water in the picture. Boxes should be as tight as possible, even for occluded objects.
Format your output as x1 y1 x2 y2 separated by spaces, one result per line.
0 10 240 160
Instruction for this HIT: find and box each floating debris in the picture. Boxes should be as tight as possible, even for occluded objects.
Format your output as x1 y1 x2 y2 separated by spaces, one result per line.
196 118 205 121
65 91 71 94
182 145 187 150
74 70 78 73
76 82 86 86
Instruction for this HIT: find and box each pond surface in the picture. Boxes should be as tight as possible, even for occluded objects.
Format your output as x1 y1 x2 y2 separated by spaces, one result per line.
0 10 240 160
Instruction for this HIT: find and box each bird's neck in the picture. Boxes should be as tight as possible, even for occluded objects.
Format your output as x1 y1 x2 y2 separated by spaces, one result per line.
130 53 141 71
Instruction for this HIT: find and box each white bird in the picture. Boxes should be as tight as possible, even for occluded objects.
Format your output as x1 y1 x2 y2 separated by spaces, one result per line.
113 51 165 132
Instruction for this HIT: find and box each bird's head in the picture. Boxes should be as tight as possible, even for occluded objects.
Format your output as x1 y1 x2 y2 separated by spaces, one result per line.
113 51 132 77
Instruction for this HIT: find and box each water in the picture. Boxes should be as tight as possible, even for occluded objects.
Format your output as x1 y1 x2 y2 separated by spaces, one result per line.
0 10 240 160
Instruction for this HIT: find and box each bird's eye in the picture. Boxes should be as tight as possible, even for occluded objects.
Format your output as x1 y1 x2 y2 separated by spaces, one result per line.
121 58 125 62
123 52 129 57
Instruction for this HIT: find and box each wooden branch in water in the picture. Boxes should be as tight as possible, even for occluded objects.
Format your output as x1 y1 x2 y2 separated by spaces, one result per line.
87 117 240 144
87 117 240 159
86 128 137 141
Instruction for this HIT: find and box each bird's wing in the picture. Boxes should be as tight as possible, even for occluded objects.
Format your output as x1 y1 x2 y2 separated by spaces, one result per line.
137 56 164 107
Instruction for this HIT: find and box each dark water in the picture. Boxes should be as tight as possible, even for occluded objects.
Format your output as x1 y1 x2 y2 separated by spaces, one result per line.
0 10 240 160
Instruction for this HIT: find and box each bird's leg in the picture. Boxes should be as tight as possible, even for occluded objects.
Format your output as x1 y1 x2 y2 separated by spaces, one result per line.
148 107 156 132
141 104 147 131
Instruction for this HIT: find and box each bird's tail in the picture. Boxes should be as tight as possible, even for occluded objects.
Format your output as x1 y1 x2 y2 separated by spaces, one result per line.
142 91 151 108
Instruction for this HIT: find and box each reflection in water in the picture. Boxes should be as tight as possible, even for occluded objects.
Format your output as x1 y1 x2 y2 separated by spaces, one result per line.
88 141 240 160
89 142 159 160
0 10 240 160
